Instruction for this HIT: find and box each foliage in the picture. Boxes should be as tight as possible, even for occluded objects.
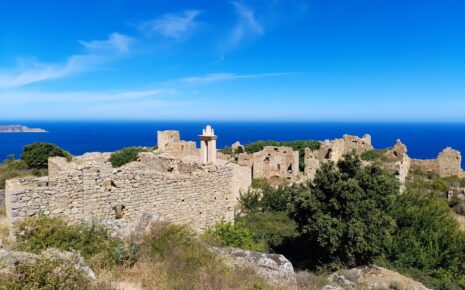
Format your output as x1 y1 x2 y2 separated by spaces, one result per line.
140 223 272 290
360 149 387 162
21 142 71 169
236 211 298 251
238 189 261 212
0 157 31 189
109 147 150 168
204 220 266 252
382 192 465 289
245 140 321 171
15 215 136 269
3 255 92 290
239 182 298 213
290 152 399 267
251 178 269 189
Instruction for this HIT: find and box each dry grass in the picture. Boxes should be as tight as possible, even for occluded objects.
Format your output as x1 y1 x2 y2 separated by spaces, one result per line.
295 271 331 290
0 203 10 249
93 223 282 290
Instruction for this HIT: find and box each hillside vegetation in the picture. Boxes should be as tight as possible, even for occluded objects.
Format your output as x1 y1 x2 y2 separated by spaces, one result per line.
2 145 465 289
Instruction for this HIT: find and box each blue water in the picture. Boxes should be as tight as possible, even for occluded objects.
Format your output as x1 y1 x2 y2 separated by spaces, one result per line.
1 121 464 168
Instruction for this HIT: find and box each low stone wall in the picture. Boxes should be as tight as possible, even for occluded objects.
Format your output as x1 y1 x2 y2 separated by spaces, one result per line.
6 153 236 239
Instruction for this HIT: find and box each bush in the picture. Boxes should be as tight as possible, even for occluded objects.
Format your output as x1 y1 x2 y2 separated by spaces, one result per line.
383 193 465 288
15 216 134 269
3 255 92 290
141 223 271 289
109 147 149 168
239 179 299 213
360 149 387 162
290 153 399 267
204 220 265 252
236 211 298 251
0 159 30 189
238 190 261 212
21 142 71 169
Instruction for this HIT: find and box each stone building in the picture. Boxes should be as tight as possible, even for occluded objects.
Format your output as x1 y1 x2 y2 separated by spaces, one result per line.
5 125 251 240
382 140 411 186
251 146 300 184
411 147 464 178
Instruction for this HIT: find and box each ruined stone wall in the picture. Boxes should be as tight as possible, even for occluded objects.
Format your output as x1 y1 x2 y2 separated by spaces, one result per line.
310 134 373 165
342 134 373 155
164 141 199 157
437 147 462 177
229 163 252 200
157 130 180 150
251 146 299 183
410 147 463 178
411 159 438 174
5 153 235 238
303 149 320 181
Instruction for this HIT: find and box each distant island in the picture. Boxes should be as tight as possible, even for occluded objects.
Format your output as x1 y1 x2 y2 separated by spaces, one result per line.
0 125 47 133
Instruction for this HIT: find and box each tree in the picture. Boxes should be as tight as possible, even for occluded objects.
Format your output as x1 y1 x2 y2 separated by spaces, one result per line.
385 193 465 288
21 142 69 169
109 147 149 168
290 152 399 266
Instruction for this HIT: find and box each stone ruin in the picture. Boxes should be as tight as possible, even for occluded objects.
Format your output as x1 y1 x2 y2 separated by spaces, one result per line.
233 133 463 186
4 126 465 240
411 147 464 178
251 146 300 184
5 126 251 240
235 134 374 184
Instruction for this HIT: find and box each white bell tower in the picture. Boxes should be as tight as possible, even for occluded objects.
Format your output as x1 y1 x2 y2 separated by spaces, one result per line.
199 125 217 164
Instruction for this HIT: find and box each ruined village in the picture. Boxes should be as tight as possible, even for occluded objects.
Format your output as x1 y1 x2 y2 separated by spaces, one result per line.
1 125 465 289
4 125 464 242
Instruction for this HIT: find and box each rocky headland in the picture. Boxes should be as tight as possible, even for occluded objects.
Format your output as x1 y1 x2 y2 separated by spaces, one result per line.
0 125 47 133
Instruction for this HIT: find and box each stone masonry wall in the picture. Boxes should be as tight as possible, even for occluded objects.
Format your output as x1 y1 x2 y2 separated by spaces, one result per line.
6 152 235 238
252 146 300 183
411 147 463 178
157 130 180 150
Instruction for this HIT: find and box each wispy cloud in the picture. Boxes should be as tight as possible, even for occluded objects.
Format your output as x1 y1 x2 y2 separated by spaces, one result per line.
0 89 164 104
0 33 133 89
180 72 289 85
222 2 264 54
139 10 201 39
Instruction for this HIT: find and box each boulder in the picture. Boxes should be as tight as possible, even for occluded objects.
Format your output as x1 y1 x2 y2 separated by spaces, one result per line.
0 248 96 280
328 266 431 290
130 212 162 244
211 247 297 288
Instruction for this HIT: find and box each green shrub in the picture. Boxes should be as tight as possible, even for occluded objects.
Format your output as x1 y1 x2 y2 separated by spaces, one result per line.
251 178 269 189
360 149 387 161
144 224 216 288
3 255 92 290
261 184 297 212
236 211 298 250
382 193 465 288
21 142 71 169
0 159 30 189
290 153 399 266
109 147 149 168
239 181 300 213
138 223 273 290
15 216 132 269
204 220 266 252
238 189 261 212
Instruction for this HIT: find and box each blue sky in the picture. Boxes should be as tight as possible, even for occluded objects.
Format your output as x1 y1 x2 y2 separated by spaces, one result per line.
1 0 465 121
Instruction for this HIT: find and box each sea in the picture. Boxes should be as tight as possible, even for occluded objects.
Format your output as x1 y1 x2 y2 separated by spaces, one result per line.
1 121 464 168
